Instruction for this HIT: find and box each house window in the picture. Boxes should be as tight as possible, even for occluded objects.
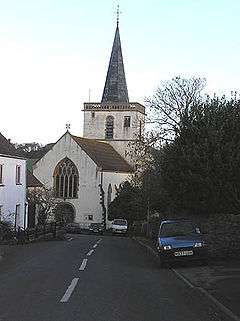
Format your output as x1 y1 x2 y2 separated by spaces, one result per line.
91 111 95 118
16 165 21 184
0 164 3 184
124 116 131 128
54 157 79 199
105 116 114 139
88 215 93 221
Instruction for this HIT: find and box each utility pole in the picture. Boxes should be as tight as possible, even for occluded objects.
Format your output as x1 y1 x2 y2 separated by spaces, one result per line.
146 171 150 238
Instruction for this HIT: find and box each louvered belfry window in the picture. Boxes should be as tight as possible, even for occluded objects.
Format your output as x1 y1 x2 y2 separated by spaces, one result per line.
54 158 79 199
105 116 114 139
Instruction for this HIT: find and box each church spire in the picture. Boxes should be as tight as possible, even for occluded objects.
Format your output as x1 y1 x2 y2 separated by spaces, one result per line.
101 21 129 103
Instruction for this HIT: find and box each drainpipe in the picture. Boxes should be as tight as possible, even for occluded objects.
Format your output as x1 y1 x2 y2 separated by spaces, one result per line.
24 202 28 230
99 169 106 230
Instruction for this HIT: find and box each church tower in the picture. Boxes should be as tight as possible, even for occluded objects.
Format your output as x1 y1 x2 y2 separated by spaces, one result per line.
83 20 145 161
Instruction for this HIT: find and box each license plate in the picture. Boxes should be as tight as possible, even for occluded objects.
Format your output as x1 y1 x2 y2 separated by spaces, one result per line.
174 250 193 257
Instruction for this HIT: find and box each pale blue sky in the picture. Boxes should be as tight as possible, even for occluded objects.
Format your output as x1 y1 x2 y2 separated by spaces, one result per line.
0 0 240 144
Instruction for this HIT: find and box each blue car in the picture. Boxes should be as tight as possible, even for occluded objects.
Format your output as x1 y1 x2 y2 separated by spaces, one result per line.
156 219 207 266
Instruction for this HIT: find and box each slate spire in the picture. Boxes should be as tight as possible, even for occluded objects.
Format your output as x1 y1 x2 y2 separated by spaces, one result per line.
101 23 129 103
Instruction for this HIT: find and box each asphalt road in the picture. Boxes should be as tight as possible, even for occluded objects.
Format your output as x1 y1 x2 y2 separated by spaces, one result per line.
0 235 232 321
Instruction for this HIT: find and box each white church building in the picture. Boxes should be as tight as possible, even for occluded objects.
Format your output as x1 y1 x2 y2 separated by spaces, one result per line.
33 21 145 227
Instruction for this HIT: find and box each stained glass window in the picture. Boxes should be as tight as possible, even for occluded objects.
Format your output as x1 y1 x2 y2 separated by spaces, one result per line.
54 158 79 198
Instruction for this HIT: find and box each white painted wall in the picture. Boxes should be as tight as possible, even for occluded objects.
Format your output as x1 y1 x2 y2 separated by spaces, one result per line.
33 132 130 227
0 156 27 228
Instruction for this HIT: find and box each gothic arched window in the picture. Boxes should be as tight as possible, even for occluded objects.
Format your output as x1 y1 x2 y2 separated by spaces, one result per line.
105 116 114 139
54 158 79 199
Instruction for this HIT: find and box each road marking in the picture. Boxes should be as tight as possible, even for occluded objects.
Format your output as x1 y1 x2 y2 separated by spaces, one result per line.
87 249 94 256
60 278 79 303
79 259 88 271
171 268 194 289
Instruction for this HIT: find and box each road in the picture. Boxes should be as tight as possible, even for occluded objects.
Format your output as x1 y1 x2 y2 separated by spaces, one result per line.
0 235 232 321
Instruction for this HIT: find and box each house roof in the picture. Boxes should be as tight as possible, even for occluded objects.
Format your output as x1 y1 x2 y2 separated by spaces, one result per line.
27 170 43 188
71 134 133 173
30 143 54 161
0 133 23 158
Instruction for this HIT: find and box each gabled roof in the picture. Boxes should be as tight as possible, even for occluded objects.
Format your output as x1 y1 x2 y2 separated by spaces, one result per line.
0 133 23 158
71 134 133 173
27 170 43 188
101 24 129 103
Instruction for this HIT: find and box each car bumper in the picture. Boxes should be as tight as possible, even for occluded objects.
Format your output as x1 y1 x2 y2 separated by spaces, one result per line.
112 229 127 234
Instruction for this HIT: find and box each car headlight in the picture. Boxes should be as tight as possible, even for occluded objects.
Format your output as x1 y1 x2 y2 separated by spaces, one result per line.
163 245 172 250
194 242 203 248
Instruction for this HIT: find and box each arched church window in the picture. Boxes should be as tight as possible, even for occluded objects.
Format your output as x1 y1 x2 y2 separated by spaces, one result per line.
105 116 114 139
107 184 112 208
54 158 79 199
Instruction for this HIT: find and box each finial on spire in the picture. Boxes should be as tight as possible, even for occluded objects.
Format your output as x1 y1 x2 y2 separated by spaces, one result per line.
116 4 121 26
66 123 71 131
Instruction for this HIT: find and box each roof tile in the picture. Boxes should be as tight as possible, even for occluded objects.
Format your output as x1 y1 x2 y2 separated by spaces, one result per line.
0 133 23 158
71 135 133 173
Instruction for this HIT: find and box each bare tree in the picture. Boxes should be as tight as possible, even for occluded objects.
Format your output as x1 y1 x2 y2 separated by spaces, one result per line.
147 76 206 142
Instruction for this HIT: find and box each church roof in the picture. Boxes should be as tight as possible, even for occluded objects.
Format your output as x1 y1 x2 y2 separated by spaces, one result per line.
27 170 43 188
0 133 23 158
101 24 129 104
71 135 133 173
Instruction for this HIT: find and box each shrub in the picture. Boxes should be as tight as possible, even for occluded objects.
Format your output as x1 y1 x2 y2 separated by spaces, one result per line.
203 214 240 259
0 221 14 241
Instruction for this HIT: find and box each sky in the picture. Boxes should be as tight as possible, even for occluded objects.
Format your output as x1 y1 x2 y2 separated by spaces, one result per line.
0 0 240 145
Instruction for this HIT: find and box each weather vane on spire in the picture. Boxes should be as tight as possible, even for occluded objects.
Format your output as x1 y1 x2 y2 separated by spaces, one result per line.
65 123 71 131
116 4 122 26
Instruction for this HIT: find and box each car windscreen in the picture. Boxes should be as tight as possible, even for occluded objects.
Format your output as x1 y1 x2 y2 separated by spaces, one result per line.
160 221 200 237
113 219 127 226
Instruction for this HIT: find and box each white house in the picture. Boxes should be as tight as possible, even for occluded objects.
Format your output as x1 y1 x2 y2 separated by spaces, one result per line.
33 21 145 227
0 133 27 229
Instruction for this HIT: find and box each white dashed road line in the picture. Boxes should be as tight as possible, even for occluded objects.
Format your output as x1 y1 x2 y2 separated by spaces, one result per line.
79 259 88 271
87 249 94 256
60 239 103 303
60 278 79 303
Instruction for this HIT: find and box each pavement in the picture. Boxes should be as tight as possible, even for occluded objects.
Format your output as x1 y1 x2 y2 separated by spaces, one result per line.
0 234 237 321
134 236 240 321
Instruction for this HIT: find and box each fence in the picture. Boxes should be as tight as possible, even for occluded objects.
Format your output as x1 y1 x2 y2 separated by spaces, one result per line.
15 222 64 244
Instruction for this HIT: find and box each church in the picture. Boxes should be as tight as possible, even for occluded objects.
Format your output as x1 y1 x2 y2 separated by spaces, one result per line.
33 21 145 228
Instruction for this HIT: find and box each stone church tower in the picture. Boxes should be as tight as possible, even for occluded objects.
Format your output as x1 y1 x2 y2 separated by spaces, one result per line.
83 21 145 162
